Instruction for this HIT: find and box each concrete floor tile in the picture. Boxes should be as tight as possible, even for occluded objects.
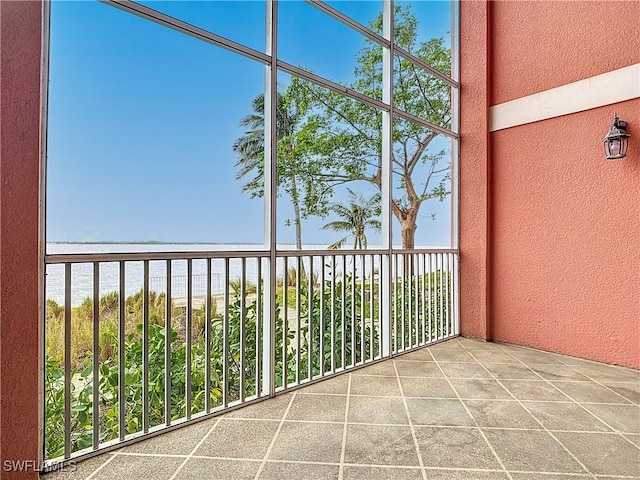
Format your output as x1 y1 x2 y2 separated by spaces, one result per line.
259 462 339 480
551 382 632 404
91 455 184 480
298 374 349 394
414 427 501 470
121 419 216 455
504 349 567 366
348 396 409 425
357 361 397 376
194 419 279 459
554 431 640 477
344 424 420 466
482 363 541 380
41 455 116 480
400 377 457 398
406 398 474 426
425 469 510 479
482 429 586 473
455 338 498 351
602 382 640 405
269 422 343 463
581 403 640 433
287 393 347 422
350 375 402 397
528 365 591 382
342 465 423 479
177 458 260 480
465 400 540 428
431 349 477 363
398 348 436 361
449 379 512 399
524 401 613 432
500 380 571 402
395 360 444 377
624 434 640 448
572 364 640 384
509 474 590 479
439 362 493 379
470 350 521 364
224 393 293 419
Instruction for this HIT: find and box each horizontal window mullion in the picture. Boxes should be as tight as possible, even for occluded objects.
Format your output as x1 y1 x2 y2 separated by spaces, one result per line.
101 0 270 66
393 107 458 139
394 45 459 89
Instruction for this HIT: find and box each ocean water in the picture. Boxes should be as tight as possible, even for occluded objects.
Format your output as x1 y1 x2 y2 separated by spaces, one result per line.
45 243 367 306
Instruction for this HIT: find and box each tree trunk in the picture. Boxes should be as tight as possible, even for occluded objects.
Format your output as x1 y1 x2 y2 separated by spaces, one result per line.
401 221 416 249
290 176 306 279
290 176 303 251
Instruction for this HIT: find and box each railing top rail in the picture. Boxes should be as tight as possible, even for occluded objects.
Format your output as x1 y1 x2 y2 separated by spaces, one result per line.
45 248 459 265
45 250 271 264
277 248 459 257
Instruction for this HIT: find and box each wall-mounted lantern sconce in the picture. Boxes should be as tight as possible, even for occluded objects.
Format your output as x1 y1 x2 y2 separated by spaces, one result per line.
603 114 630 160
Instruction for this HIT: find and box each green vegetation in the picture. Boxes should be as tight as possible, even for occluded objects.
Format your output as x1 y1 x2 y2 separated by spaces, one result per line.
46 269 423 459
233 5 452 249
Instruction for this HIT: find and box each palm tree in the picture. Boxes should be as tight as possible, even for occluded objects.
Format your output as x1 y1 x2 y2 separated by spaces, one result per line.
322 189 382 249
233 93 304 250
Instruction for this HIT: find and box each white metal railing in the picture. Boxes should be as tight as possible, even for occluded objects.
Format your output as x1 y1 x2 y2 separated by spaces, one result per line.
42 248 458 468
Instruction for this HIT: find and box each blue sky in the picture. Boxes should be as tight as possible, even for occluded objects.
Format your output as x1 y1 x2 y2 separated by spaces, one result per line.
46 0 453 247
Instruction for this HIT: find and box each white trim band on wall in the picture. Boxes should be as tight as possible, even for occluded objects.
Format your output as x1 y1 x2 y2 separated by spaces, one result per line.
490 63 640 132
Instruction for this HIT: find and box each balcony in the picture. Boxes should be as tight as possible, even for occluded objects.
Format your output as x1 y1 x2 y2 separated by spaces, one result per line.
42 337 639 479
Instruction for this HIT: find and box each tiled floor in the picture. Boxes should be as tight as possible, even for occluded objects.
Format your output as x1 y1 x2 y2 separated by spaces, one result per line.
43 338 640 480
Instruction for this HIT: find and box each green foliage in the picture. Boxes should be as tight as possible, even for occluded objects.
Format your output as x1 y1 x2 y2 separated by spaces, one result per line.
234 5 453 249
44 265 448 460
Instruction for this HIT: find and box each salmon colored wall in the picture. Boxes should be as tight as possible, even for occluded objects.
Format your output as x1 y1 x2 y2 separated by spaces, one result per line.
0 1 43 478
460 0 640 368
459 0 491 340
491 102 639 368
491 0 640 104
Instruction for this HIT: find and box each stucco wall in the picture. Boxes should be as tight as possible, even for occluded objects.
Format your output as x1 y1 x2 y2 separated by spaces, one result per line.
491 102 639 368
491 1 640 105
460 1 640 368
0 1 43 477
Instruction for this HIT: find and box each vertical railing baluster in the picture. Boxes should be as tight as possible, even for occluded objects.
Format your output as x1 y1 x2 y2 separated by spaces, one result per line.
295 256 301 384
330 255 336 372
319 255 325 376
369 254 374 361
445 254 450 337
205 259 212 412
282 257 288 388
185 260 192 419
392 253 397 353
427 254 432 343
420 253 427 345
142 260 150 433
410 253 414 349
92 262 100 450
240 258 246 402
256 258 262 397
351 254 356 366
165 261 172 426
341 255 346 369
307 256 314 381
437 253 445 339
64 263 71 458
359 254 365 364
118 262 125 440
223 258 229 407
378 254 383 358
416 254 420 346
400 253 407 350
